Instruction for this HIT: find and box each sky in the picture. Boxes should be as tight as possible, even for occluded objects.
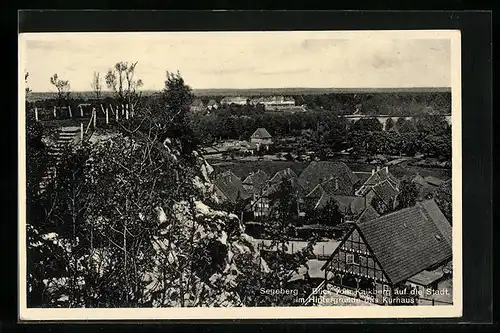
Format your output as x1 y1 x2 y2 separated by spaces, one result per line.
20 31 453 92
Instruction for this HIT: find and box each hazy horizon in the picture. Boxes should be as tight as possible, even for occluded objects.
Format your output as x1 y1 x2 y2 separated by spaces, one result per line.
28 86 452 94
21 31 452 93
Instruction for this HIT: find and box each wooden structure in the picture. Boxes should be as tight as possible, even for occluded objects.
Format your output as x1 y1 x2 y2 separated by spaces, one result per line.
320 199 452 305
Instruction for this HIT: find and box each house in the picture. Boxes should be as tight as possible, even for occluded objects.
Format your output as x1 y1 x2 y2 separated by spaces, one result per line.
355 166 399 197
249 96 295 111
320 199 452 305
364 179 399 214
250 168 304 218
250 128 273 147
333 195 369 220
207 99 219 110
268 167 298 185
238 140 258 154
213 170 251 204
243 170 270 195
355 204 380 224
220 96 248 106
299 161 358 196
189 99 205 112
243 170 271 218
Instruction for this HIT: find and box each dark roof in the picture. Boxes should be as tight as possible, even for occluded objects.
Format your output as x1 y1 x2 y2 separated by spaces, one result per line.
251 128 272 139
207 99 218 107
262 169 305 198
419 199 452 247
363 167 399 188
354 172 372 186
333 195 366 216
299 161 358 195
355 199 452 284
243 170 270 194
307 174 358 197
372 180 399 206
356 204 380 223
312 193 331 210
269 168 298 185
214 170 251 203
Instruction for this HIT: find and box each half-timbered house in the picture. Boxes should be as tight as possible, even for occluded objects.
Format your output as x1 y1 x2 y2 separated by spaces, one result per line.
320 199 452 305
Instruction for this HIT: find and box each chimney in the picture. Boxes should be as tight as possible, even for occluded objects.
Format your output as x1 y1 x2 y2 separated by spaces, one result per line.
385 166 389 173
372 169 375 175
376 166 380 172
335 178 339 191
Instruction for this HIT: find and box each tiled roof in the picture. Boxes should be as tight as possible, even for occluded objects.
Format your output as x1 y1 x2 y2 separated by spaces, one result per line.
243 170 270 194
356 204 380 223
363 167 399 189
269 167 297 184
299 161 358 195
354 172 372 186
263 179 303 198
251 128 272 139
333 195 367 216
356 199 452 284
214 170 251 203
372 180 399 206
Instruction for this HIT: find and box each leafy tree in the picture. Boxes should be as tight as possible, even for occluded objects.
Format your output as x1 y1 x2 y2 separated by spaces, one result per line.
267 179 299 220
431 181 452 225
350 118 383 132
414 115 449 135
154 71 199 155
315 197 343 226
385 117 395 131
396 178 419 209
396 118 417 133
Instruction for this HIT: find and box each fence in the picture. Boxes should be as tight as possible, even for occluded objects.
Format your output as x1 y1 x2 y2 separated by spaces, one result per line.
31 103 134 123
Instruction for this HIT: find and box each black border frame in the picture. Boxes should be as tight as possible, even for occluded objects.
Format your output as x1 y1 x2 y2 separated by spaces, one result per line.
5 9 493 328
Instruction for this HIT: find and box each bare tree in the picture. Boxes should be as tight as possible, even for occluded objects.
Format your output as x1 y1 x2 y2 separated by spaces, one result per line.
105 61 143 113
25 72 32 95
91 71 103 101
49 73 71 106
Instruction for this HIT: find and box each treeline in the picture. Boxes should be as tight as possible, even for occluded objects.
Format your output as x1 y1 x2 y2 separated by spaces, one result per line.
196 92 451 116
347 116 452 160
191 110 451 161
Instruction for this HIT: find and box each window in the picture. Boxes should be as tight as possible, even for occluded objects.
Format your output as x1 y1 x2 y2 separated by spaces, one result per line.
347 254 360 265
346 254 354 264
